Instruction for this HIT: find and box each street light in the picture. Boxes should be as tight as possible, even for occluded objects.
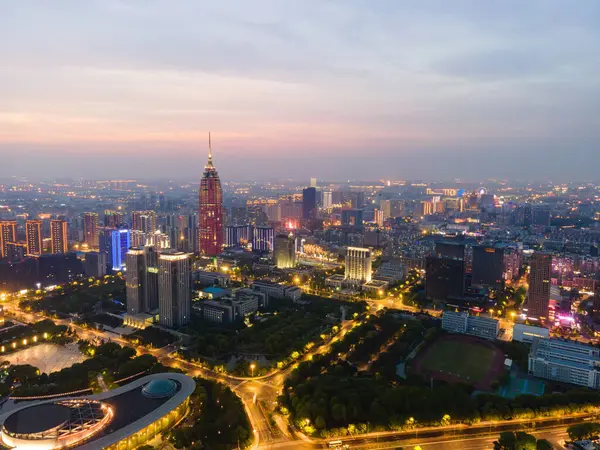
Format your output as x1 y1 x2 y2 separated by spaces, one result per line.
250 363 256 377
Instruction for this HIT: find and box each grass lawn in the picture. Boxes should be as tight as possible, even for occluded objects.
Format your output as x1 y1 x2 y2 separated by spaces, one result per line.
418 338 496 383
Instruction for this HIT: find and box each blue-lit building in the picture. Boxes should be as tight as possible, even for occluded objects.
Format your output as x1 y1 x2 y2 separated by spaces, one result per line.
110 229 131 271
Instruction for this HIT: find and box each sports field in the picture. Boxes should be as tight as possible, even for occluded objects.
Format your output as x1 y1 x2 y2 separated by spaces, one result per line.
415 335 502 387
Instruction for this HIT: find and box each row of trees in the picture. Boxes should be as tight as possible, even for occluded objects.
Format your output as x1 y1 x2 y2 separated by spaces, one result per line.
493 431 553 449
167 378 253 449
280 314 600 438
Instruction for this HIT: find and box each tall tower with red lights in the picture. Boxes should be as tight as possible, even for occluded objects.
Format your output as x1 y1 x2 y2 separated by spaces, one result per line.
199 133 223 256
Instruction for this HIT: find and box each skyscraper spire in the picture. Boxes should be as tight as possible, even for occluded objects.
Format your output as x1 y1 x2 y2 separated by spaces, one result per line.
207 132 213 167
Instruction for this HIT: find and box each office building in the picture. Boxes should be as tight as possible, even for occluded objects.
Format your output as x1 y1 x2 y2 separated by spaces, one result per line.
192 270 230 287
529 338 600 388
253 226 274 253
472 245 504 288
225 224 253 248
251 280 302 301
25 219 42 256
0 220 16 259
527 253 552 318
50 219 68 254
302 187 317 220
442 310 499 340
83 212 99 248
126 246 160 316
425 256 465 301
110 229 131 272
158 251 191 328
435 241 465 260
341 208 363 229
513 323 550 343
374 209 384 226
199 133 224 256
274 233 296 269
345 247 372 284
310 177 317 188
84 251 107 278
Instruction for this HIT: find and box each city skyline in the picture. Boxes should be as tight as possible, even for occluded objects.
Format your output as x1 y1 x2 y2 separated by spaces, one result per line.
1 1 599 181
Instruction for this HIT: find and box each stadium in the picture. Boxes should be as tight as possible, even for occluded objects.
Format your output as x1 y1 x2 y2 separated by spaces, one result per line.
0 372 195 450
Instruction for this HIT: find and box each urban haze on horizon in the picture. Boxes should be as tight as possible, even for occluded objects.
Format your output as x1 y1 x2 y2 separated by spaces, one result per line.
1 0 599 181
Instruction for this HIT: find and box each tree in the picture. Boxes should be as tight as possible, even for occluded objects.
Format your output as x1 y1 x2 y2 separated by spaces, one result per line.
567 422 600 441
536 439 553 450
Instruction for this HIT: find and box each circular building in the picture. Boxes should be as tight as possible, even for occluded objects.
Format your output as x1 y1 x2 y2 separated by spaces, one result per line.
2 399 112 449
0 373 195 450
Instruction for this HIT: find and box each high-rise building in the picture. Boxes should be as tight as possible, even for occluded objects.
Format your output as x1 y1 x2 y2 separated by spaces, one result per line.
110 228 131 272
310 177 317 188
25 220 42 256
158 250 191 328
435 241 466 260
472 245 505 288
104 210 124 228
341 209 363 229
6 243 26 262
253 226 274 253
302 187 317 220
374 209 384 226
345 247 372 283
425 256 465 301
199 134 223 256
126 246 160 316
322 191 333 209
50 219 68 254
274 233 296 269
84 251 107 278
83 212 99 248
131 211 157 234
527 252 552 318
0 220 16 259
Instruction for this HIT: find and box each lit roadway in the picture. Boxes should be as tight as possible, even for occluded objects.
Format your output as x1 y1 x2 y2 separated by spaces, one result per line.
0 293 581 450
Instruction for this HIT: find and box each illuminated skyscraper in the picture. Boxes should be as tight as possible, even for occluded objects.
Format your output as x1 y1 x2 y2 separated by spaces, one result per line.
110 228 131 272
50 219 68 254
158 250 191 328
527 252 552 319
199 133 223 256
25 220 42 256
126 246 159 315
131 210 157 234
0 220 16 259
83 212 99 248
104 210 124 228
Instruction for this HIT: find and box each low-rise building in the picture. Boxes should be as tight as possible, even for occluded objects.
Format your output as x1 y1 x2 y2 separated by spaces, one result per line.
528 338 600 388
513 323 550 343
197 294 260 324
192 270 230 287
251 280 302 302
441 310 499 340
362 279 389 295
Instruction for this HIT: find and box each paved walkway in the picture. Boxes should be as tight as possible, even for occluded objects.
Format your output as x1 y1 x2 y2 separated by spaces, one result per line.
0 343 87 374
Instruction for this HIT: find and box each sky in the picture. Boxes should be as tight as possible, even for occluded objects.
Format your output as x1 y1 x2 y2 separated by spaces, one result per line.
0 0 599 181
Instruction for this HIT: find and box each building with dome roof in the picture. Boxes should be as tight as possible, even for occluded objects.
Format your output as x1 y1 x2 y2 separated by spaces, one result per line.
0 373 195 450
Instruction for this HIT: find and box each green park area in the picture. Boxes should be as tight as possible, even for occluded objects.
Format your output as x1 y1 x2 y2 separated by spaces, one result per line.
416 336 498 384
